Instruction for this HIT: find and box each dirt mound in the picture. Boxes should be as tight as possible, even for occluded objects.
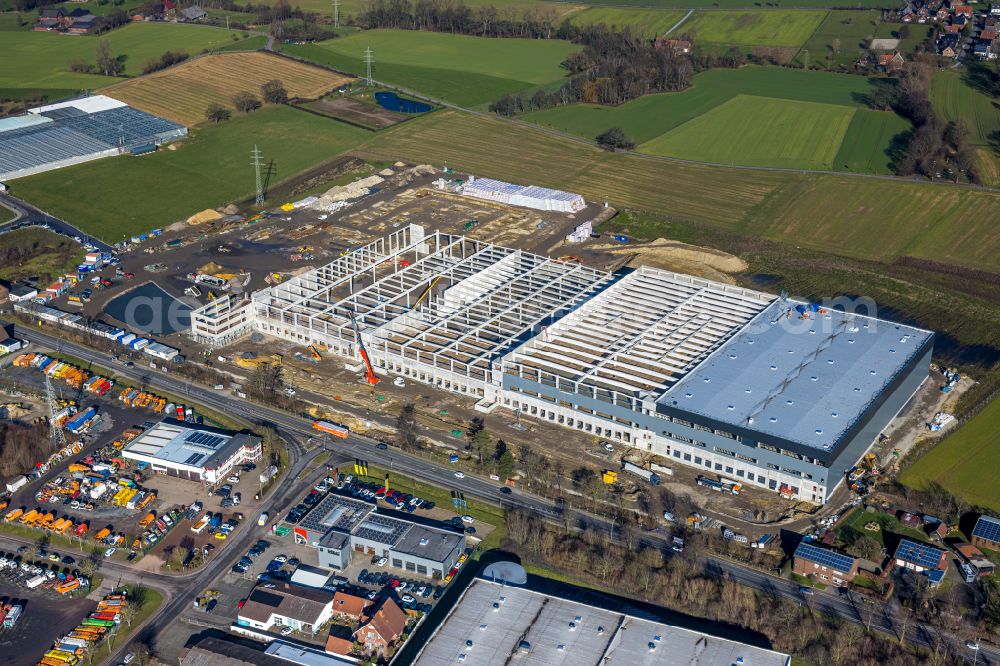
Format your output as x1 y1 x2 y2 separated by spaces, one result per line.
197 261 224 275
187 208 223 226
221 203 241 216
590 238 747 282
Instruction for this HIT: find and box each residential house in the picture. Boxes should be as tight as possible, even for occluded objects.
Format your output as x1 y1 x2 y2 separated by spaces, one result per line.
178 5 207 21
924 520 949 541
353 599 407 658
938 33 961 56
953 4 973 18
66 14 99 33
0 338 23 355
945 22 963 33
917 6 930 22
653 36 692 54
956 544 997 577
877 50 906 72
331 591 369 623
237 584 334 635
953 14 969 28
971 514 1000 551
793 542 860 586
892 538 948 586
974 40 995 58
936 6 951 21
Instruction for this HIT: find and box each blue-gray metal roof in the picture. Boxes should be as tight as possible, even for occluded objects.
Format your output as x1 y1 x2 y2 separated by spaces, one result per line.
973 515 1000 544
895 538 945 569
659 300 932 451
794 542 856 573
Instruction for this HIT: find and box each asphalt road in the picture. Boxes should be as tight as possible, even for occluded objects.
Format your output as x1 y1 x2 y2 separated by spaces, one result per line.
9 323 997 665
0 192 115 254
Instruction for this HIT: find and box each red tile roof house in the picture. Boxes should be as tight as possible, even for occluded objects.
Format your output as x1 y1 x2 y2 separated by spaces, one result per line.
353 598 408 659
878 51 906 72
331 591 369 623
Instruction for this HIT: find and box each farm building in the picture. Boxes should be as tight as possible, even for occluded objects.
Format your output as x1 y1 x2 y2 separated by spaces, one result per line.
197 225 933 503
413 575 791 666
458 176 585 212
972 515 1000 550
0 96 186 181
121 418 262 484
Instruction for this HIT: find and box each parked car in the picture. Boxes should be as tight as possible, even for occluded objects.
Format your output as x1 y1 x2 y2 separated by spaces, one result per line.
103 547 116 558
280 627 293 636
454 472 465 479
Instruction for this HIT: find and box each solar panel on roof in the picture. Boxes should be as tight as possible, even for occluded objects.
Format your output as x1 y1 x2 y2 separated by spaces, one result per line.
895 539 945 569
973 515 1000 544
184 452 204 465
794 543 855 573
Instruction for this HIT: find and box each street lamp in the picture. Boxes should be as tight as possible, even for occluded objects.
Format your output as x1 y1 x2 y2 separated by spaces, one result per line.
968 637 981 666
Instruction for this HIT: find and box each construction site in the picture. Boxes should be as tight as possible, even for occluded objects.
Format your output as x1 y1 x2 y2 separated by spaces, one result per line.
8 162 943 517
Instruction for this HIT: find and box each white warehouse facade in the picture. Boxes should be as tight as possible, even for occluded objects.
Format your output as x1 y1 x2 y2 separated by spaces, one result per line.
192 225 933 503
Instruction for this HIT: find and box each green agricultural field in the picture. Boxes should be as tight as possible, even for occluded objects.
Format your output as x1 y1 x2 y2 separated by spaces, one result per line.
640 95 854 169
11 106 369 241
680 10 827 48
355 108 1000 270
569 7 686 37
792 10 880 68
524 66 876 143
901 399 1000 512
931 69 1000 147
523 66 907 172
282 30 577 107
0 22 255 100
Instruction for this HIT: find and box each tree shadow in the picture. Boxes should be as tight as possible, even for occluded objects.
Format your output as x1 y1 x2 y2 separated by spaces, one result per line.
886 128 915 171
961 62 1000 97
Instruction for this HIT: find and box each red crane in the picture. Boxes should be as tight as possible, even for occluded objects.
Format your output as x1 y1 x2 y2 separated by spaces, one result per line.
348 311 380 386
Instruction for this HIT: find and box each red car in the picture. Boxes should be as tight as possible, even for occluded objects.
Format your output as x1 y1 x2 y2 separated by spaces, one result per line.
389 579 400 588
124 272 135 279
238 599 246 609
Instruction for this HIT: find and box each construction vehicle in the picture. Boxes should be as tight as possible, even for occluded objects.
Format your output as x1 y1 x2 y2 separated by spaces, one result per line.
308 345 322 361
347 311 379 385
93 527 111 542
21 509 41 526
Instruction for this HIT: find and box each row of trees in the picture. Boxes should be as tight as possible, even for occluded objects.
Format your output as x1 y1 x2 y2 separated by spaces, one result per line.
205 79 289 123
358 0 565 38
868 60 979 182
141 49 189 75
504 509 967 665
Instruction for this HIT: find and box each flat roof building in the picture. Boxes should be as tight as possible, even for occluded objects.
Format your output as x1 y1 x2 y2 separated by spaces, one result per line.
413 577 790 666
122 418 262 485
216 225 934 503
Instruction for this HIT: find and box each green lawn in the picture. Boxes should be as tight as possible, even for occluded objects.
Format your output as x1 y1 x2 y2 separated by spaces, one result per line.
640 94 854 169
11 106 370 241
901 399 1000 512
930 69 1000 147
523 66 876 144
874 22 932 56
281 29 577 107
569 7 687 37
681 10 827 48
792 10 880 68
0 22 255 99
832 108 910 173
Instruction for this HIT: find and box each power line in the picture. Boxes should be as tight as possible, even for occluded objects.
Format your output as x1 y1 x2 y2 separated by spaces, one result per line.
251 145 265 206
332 0 339 27
363 47 374 86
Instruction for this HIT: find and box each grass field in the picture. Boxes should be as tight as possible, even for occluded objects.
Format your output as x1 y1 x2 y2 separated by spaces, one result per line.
11 106 370 240
0 22 255 100
874 21 931 55
281 29 577 107
680 10 827 47
901 399 1000 512
930 70 1000 147
791 10 880 68
355 108 1000 269
105 52 352 125
831 108 910 172
569 7 686 37
640 95 854 169
523 66 906 172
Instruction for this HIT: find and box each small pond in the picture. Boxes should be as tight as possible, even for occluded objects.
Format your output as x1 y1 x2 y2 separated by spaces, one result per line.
374 91 432 114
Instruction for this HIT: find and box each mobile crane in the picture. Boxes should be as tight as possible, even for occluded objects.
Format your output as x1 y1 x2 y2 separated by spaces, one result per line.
348 311 380 386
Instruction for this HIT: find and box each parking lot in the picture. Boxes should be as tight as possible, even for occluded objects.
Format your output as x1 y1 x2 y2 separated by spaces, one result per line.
0 581 96 666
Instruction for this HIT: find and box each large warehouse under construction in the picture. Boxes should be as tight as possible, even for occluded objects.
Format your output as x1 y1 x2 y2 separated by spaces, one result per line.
195 225 933 503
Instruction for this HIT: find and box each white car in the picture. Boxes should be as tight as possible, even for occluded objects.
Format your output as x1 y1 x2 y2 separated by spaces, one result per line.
402 594 415 604
603 442 614 452
227 475 240 484
393 377 406 387
454 472 465 479
104 547 117 558
280 626 293 636
123 653 135 664
376 556 387 566
258 512 269 526
966 641 980 651
285 387 297 396
275 554 288 563
461 515 474 524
